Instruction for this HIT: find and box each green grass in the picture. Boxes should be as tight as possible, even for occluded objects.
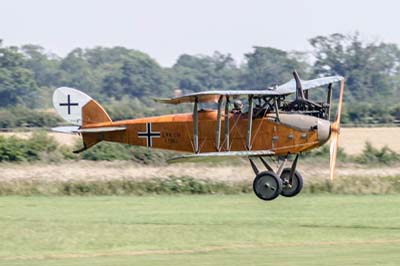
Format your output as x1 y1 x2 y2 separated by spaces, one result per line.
1 195 400 265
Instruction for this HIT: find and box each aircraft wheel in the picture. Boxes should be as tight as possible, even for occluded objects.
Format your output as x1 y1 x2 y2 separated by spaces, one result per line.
280 168 303 197
253 171 282 201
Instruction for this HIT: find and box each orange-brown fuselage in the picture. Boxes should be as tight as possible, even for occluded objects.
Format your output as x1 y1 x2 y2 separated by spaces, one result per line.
81 110 321 155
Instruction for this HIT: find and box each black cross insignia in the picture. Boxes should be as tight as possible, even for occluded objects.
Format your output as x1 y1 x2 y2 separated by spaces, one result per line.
137 123 160 147
59 94 79 115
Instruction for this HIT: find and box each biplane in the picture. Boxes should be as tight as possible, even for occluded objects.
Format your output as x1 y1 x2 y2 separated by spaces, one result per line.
52 71 344 201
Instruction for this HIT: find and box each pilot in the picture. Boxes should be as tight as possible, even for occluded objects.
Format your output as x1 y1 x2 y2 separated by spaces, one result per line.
231 100 243 114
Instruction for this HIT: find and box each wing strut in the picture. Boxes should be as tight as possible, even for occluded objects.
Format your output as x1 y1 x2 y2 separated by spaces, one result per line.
246 95 254 150
224 96 230 151
193 96 199 153
215 96 223 151
326 83 332 120
273 96 280 122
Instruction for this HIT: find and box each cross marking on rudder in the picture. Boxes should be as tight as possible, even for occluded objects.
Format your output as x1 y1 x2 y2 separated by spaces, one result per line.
59 94 79 115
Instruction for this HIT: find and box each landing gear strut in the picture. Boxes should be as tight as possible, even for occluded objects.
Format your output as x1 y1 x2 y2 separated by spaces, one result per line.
250 154 303 201
280 168 303 197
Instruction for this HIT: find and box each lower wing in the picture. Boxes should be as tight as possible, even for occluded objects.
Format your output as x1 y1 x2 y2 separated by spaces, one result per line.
168 150 274 163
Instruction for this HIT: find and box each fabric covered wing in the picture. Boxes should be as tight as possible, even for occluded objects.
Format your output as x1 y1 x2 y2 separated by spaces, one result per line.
168 150 274 163
274 76 344 94
154 89 281 104
155 75 344 104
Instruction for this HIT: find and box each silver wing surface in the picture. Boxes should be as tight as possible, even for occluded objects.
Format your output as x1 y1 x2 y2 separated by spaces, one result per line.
275 76 344 94
155 76 343 104
52 126 126 134
168 150 274 163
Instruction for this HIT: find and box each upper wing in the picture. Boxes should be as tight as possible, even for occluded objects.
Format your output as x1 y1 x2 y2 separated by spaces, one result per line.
273 76 344 94
155 89 282 105
155 76 344 104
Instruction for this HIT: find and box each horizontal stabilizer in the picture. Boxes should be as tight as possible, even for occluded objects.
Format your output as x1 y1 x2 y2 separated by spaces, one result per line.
52 126 80 134
78 126 126 133
168 150 274 163
52 126 126 134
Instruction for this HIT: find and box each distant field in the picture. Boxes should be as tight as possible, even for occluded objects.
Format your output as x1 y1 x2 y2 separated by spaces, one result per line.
0 195 400 266
2 161 400 183
340 127 400 155
0 131 78 146
1 127 399 155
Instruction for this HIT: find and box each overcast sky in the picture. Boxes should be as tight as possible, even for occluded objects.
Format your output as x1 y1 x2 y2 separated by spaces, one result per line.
1 0 399 66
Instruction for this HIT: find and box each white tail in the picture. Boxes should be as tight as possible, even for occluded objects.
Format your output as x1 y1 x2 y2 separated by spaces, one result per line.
53 87 111 126
53 87 92 125
53 87 115 152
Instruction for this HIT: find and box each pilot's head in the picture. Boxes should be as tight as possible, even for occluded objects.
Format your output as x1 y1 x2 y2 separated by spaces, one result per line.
233 100 243 110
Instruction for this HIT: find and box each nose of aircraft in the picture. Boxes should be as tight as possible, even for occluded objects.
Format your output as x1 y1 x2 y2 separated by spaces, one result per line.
277 114 331 146
317 118 331 145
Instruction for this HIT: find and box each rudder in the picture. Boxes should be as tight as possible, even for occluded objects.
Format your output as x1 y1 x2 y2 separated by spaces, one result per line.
81 99 112 126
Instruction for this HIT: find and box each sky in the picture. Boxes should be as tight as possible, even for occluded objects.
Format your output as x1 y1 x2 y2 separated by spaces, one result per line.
1 0 400 66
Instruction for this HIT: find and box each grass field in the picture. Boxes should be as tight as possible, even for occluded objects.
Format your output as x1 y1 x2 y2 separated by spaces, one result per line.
1 195 400 266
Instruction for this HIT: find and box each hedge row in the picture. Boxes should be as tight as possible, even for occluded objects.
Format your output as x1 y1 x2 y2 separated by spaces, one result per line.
0 175 399 196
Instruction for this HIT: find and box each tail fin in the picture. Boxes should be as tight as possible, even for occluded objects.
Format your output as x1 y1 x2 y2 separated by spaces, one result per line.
53 87 112 152
53 87 111 126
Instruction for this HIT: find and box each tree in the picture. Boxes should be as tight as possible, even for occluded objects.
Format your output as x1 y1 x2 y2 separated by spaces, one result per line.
241 47 309 90
101 50 170 99
309 33 400 102
171 52 241 93
59 48 99 95
21 44 62 88
0 43 39 108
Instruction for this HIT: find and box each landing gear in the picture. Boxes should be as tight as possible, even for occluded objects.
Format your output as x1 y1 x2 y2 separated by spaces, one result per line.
253 171 282 201
250 154 303 201
280 168 303 197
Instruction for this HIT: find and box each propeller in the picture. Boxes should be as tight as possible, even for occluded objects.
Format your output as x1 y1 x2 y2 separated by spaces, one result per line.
329 79 345 181
293 70 305 100
293 70 344 181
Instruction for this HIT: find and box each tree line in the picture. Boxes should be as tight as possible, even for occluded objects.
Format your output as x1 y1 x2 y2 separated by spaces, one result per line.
1 32 400 126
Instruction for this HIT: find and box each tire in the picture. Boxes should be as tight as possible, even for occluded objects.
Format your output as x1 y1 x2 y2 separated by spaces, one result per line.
253 171 282 201
279 168 303 197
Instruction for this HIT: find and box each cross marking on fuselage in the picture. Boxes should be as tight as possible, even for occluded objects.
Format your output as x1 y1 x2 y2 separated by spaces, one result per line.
59 94 79 115
138 123 160 147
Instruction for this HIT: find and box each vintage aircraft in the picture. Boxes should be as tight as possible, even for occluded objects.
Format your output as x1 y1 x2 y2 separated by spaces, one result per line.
52 71 344 201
